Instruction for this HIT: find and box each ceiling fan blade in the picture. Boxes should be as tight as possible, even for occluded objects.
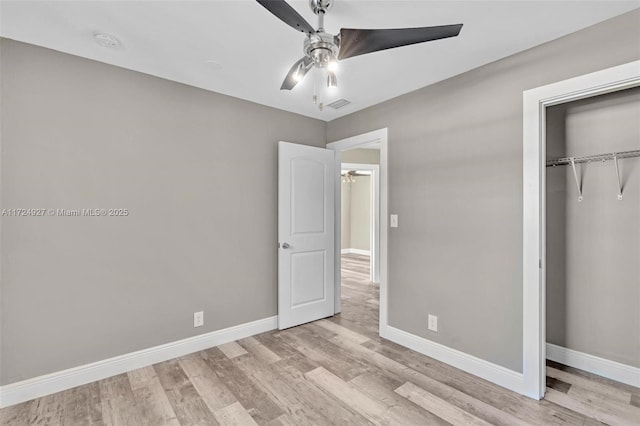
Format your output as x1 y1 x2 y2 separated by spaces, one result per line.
281 56 314 90
338 24 463 60
256 0 315 35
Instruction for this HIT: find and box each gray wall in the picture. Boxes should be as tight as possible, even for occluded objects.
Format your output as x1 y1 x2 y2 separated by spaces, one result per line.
341 175 372 251
0 39 325 384
327 10 640 372
546 88 640 368
342 148 380 165
341 149 379 251
341 181 351 249
349 176 371 252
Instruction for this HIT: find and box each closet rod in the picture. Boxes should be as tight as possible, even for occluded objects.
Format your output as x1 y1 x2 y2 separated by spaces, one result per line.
546 149 640 167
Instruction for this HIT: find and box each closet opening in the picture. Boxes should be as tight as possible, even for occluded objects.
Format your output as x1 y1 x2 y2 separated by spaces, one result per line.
544 87 640 389
522 61 639 400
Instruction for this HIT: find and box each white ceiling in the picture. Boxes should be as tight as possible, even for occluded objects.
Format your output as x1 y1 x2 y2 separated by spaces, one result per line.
2 1 639 121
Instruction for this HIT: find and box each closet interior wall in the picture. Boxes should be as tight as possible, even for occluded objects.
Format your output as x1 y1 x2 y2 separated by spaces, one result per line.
546 87 640 368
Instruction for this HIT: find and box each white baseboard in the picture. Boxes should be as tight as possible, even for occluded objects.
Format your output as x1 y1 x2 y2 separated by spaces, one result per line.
341 248 371 256
384 326 526 395
546 343 640 388
0 316 277 408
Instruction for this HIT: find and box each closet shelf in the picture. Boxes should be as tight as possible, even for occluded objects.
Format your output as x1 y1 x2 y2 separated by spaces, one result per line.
546 149 640 167
546 149 640 202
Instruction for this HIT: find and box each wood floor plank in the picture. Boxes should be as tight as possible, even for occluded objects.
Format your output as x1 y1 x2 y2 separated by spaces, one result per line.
99 374 144 426
218 341 249 359
548 360 640 395
547 366 633 405
127 366 180 426
395 381 493 426
127 366 158 389
566 384 640 423
631 393 640 408
315 318 371 344
253 332 318 374
201 347 284 424
61 382 103 426
234 354 370 425
279 326 370 382
582 416 611 426
271 361 374 425
28 391 64 426
154 360 220 426
361 337 410 360
329 333 456 401
0 400 36 426
544 387 638 426
238 336 282 364
263 413 299 426
300 321 340 341
305 366 417 425
445 388 533 426
178 353 237 412
213 401 259 426
350 372 451 426
328 313 380 341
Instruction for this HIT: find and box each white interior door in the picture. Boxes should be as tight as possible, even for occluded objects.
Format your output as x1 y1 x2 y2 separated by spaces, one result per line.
278 141 335 330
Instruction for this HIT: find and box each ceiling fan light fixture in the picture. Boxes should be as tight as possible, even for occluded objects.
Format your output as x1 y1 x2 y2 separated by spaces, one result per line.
327 70 338 88
293 62 305 82
327 56 339 72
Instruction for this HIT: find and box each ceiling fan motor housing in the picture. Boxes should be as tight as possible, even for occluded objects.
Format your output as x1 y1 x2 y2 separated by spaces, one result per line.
309 0 333 15
304 32 339 67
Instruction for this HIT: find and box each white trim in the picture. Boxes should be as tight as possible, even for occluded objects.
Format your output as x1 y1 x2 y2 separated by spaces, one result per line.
341 248 371 256
327 128 388 336
342 162 380 283
386 326 527 395
0 316 277 408
523 60 640 400
546 343 640 388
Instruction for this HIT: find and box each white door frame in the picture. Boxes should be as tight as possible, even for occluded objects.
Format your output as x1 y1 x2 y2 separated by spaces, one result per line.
327 128 389 337
341 162 380 284
522 60 640 399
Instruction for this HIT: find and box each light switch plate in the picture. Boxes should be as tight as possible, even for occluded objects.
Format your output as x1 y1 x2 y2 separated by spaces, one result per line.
390 214 398 228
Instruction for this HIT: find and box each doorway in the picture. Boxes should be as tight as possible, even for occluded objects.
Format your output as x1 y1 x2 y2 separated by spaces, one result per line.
522 60 640 399
341 162 380 284
327 128 389 337
337 160 380 336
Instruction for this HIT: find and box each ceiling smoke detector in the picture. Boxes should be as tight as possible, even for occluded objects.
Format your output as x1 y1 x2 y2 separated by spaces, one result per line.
94 33 121 48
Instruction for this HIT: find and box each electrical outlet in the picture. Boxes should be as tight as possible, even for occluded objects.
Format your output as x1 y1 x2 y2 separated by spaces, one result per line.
428 314 438 332
194 311 204 328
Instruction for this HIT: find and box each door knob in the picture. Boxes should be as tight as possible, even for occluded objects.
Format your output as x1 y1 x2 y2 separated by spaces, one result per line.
282 242 291 249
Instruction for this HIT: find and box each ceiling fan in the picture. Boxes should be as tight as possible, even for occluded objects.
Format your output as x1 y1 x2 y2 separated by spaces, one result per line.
257 0 463 98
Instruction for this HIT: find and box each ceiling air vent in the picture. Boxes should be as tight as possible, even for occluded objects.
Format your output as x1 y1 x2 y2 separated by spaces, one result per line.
327 98 351 109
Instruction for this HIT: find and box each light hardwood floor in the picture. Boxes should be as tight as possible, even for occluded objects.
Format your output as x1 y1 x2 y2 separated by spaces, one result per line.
1 254 639 425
